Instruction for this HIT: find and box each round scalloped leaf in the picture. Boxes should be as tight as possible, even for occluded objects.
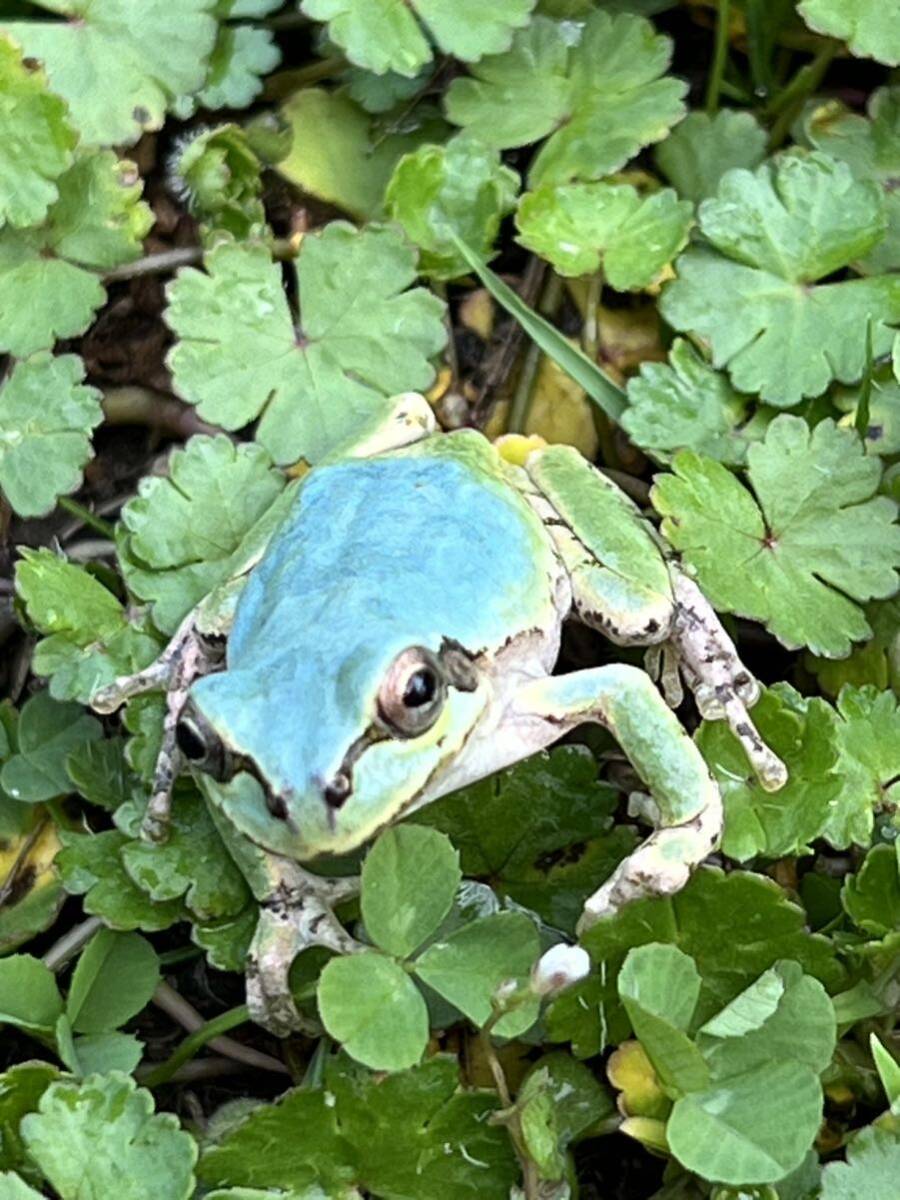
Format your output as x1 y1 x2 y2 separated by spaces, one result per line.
653 416 900 657
301 0 537 78
821 1124 900 1198
0 153 152 357
697 684 841 862
166 225 446 466
445 12 686 185
654 109 767 203
623 339 768 465
386 134 519 280
0 35 76 229
799 0 900 67
802 88 900 274
827 686 900 848
0 0 219 147
20 1073 197 1200
841 843 900 937
0 354 102 518
516 181 691 285
118 434 286 634
318 953 429 1071
661 152 900 407
174 21 280 118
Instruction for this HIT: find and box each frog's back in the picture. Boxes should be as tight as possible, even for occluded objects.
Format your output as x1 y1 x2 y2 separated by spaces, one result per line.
228 431 558 665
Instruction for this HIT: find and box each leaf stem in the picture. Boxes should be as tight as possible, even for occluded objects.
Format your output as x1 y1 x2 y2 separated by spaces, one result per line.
141 1003 254 1088
705 0 732 114
508 272 564 434
57 498 116 540
765 39 839 147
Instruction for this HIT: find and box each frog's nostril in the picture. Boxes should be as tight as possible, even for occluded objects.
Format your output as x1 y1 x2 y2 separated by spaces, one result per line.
324 772 352 809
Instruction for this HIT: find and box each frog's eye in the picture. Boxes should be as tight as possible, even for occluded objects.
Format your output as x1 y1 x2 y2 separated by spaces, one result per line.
175 711 230 780
378 647 446 737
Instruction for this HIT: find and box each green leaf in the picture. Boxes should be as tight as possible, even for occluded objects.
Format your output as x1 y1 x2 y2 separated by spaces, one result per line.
166 227 446 467
118 435 286 634
841 843 900 937
66 929 159 1034
119 787 251 923
20 1073 197 1200
386 134 518 280
652 416 900 657
798 0 900 66
0 691 101 804
318 953 429 1071
277 88 447 222
623 338 769 466
66 738 136 812
1 0 219 146
0 954 62 1035
696 961 836 1080
0 1173 42 1198
172 124 267 242
16 548 161 704
828 686 900 848
667 1060 824 1185
820 1123 900 1198
516 181 692 286
175 20 279 117
0 152 153 356
618 944 709 1093
57 829 187 932
0 354 102 518
661 153 900 407
57 1027 143 1078
697 684 841 861
451 235 627 424
301 0 536 76
802 87 900 274
655 109 767 203
416 746 634 934
0 35 76 228
414 911 541 1037
445 11 686 185
519 1052 614 1149
0 1062 60 1181
361 826 461 958
871 1034 900 1114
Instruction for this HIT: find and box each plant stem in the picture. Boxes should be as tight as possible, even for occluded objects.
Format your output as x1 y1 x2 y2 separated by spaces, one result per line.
765 40 839 146
57 498 116 540
42 916 104 972
507 272 564 433
705 0 732 114
104 246 202 283
142 1003 256 1088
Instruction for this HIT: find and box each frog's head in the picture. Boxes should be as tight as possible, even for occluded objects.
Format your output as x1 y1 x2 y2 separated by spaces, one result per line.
178 635 491 860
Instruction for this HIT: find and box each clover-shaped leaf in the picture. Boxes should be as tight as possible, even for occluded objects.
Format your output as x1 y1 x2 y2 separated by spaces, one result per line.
16 548 161 704
799 0 900 67
820 1124 900 1199
661 152 900 407
1 0 219 147
623 339 769 465
0 954 63 1036
0 153 152 357
319 954 430 1071
517 181 691 285
803 88 900 274
828 686 900 847
118 435 287 635
0 691 101 804
166 226 446 467
0 355 103 518
653 416 900 657
654 108 767 203
445 12 687 185
20 1073 197 1200
361 826 461 958
66 929 159 1035
386 135 519 280
301 0 537 77
697 684 841 861
0 36 76 229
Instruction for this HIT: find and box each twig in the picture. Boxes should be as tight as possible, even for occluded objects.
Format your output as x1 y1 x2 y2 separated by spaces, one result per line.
42 916 104 972
150 982 289 1080
104 247 202 283
102 386 224 440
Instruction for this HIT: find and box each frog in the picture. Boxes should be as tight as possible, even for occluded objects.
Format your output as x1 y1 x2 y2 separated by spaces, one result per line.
92 393 786 1036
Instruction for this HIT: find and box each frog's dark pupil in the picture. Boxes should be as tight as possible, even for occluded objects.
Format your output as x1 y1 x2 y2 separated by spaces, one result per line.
403 668 436 708
176 720 207 761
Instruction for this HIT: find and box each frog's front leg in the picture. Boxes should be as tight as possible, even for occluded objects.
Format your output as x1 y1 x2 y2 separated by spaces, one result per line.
92 610 224 842
512 664 722 934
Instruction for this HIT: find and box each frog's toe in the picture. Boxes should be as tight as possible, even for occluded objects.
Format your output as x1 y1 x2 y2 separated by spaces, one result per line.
246 904 317 1038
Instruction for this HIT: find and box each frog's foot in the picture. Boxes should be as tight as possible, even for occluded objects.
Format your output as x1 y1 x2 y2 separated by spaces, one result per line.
247 863 362 1038
514 664 723 934
91 611 225 842
668 570 787 793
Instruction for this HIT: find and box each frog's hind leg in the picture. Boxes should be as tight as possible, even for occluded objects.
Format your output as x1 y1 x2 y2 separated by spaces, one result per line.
91 611 224 842
513 664 722 932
